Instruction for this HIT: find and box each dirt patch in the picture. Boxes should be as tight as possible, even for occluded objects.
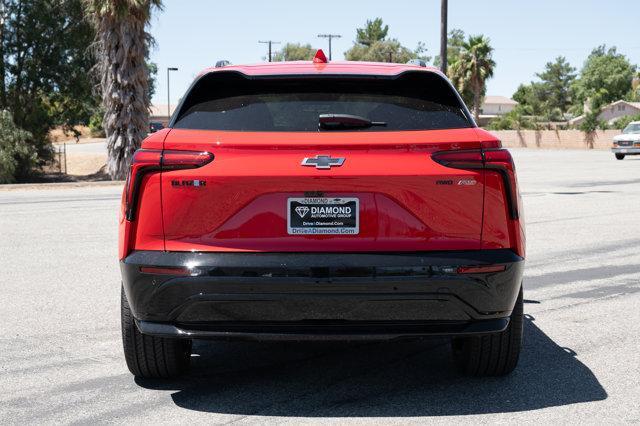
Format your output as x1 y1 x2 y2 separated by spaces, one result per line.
1 165 123 190
64 153 107 175
49 126 97 143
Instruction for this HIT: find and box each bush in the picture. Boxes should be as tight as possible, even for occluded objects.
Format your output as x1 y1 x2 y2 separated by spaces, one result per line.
613 114 640 130
487 107 538 130
578 110 608 133
88 109 105 138
0 110 36 184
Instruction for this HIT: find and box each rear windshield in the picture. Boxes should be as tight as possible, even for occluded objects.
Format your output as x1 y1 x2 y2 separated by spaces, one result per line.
173 72 473 132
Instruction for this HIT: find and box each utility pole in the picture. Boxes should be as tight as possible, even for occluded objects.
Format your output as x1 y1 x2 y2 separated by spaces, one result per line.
317 34 341 60
167 67 178 124
440 0 448 74
0 2 6 108
259 40 280 62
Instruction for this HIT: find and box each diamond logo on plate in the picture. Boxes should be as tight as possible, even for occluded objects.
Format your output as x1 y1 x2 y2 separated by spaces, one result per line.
295 206 310 218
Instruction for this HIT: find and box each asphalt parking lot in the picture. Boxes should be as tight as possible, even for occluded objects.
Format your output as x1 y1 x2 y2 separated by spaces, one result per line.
1 149 639 424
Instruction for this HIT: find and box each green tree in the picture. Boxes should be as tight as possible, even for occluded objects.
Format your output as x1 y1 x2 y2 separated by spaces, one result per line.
272 43 316 61
147 62 158 100
1 0 97 179
512 83 540 114
510 58 575 124
345 18 429 63
85 0 162 179
345 39 429 63
487 106 537 131
433 28 465 68
449 35 496 121
578 109 608 148
536 56 576 114
432 29 474 109
572 45 635 113
612 113 640 130
0 110 36 183
356 18 388 46
626 73 640 101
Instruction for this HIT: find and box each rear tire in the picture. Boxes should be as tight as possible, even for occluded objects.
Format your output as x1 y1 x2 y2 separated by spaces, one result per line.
452 285 523 376
121 287 191 379
615 153 625 160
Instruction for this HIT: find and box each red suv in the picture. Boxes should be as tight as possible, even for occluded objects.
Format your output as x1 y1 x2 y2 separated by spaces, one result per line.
119 53 525 379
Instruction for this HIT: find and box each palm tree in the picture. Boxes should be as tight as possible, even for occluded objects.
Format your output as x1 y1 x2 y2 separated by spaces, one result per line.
449 35 495 122
85 0 162 179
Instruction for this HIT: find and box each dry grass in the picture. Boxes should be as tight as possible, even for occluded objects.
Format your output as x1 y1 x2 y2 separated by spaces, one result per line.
49 126 100 143
65 153 107 175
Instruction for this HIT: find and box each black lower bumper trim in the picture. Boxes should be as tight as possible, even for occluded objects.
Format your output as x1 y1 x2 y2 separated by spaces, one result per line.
122 249 524 325
136 318 510 341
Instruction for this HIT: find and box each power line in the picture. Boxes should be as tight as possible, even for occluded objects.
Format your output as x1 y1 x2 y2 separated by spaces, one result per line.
259 40 281 62
494 46 640 51
317 34 342 60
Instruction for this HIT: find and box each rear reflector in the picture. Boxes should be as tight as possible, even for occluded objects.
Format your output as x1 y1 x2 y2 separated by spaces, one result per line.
457 265 506 274
140 266 192 276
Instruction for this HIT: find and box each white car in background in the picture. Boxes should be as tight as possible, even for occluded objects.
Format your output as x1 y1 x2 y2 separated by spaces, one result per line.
612 121 640 160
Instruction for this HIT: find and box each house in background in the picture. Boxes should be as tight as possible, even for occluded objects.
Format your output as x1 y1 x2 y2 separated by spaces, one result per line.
149 104 177 127
478 96 518 126
569 100 640 127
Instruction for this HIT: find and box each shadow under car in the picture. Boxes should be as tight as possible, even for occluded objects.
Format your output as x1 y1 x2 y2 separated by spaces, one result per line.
135 314 607 417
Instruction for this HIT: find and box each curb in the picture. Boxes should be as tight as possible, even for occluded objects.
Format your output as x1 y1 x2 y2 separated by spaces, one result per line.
0 180 125 191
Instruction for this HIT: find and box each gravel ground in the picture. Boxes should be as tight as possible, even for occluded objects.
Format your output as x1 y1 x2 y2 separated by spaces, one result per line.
0 149 638 424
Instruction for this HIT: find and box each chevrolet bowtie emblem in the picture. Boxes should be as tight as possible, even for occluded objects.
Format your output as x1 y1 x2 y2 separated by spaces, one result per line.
301 155 345 169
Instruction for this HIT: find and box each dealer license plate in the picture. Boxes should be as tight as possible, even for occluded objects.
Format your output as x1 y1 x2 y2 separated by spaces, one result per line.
287 197 359 235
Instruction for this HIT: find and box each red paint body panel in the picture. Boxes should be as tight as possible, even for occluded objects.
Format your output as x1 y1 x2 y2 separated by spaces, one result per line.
159 129 485 252
141 128 169 150
118 62 525 260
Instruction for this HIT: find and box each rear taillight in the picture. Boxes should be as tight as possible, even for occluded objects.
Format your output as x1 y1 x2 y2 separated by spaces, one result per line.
124 150 162 221
432 148 519 219
124 149 214 221
431 149 484 170
162 150 215 170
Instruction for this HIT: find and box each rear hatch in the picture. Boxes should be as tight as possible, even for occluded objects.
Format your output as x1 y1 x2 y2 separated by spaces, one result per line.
160 70 485 252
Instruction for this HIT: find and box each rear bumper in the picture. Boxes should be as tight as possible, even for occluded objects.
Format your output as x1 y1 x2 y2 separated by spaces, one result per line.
121 250 524 340
135 318 510 341
612 147 640 154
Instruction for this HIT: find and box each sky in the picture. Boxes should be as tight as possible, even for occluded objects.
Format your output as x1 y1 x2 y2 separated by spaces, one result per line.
149 0 640 106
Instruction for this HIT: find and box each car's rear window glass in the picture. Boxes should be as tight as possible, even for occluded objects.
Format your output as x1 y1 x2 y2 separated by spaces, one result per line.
173 72 472 132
